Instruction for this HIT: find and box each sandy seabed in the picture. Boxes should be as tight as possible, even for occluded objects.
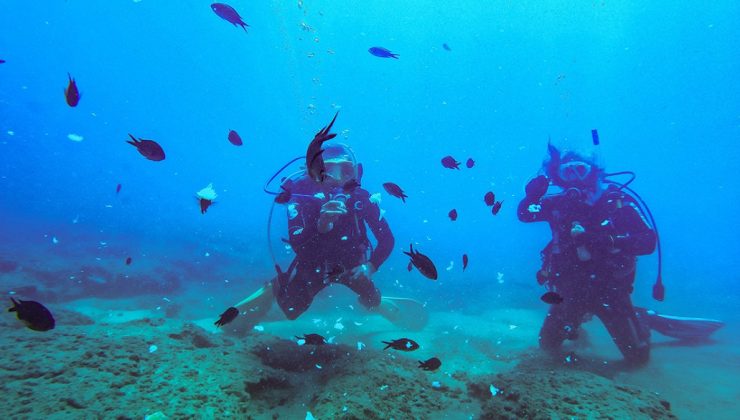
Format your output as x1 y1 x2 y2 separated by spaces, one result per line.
3 287 735 419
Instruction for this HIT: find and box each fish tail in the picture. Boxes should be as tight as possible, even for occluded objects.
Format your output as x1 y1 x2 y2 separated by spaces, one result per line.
382 341 392 350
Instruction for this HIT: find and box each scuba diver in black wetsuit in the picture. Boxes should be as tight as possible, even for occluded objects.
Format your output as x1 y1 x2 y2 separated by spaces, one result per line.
214 140 425 330
518 143 723 366
519 145 655 365
271 143 394 319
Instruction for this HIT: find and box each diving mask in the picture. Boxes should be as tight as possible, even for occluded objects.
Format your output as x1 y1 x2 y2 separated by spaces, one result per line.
324 159 355 183
558 161 593 183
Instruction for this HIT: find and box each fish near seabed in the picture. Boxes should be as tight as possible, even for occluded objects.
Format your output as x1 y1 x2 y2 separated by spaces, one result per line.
228 130 243 146
8 298 55 332
540 291 564 304
404 244 438 280
65 73 80 107
368 47 399 59
382 338 419 351
306 112 339 183
126 134 165 161
418 357 442 371
296 333 327 345
196 183 218 214
383 182 408 202
484 191 495 206
211 3 250 32
441 155 460 170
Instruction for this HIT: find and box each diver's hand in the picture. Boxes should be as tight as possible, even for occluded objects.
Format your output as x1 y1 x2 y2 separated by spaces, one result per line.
571 223 615 249
318 199 348 233
350 262 376 282
570 222 586 238
215 307 239 327
525 175 549 200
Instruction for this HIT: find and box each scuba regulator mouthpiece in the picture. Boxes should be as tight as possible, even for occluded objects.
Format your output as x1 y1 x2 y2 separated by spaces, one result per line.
564 187 584 201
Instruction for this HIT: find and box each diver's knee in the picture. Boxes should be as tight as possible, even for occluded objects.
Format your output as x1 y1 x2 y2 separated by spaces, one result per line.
623 342 650 366
281 305 304 320
358 288 381 309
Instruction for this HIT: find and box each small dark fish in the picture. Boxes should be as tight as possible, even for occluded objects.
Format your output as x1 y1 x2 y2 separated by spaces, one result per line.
125 257 132 265
0 59 6 64
296 333 326 345
466 158 475 168
368 47 399 59
215 307 239 327
306 112 339 183
404 244 438 280
8 298 55 332
275 185 292 204
442 43 451 51
228 130 243 146
418 357 442 371
64 73 80 107
199 198 214 214
116 184 122 194
383 182 408 203
383 338 419 351
540 291 564 305
462 254 468 271
448 209 458 221
211 3 250 32
407 261 413 272
484 191 495 206
342 179 361 193
441 155 460 170
591 129 600 146
492 200 503 215
127 134 165 161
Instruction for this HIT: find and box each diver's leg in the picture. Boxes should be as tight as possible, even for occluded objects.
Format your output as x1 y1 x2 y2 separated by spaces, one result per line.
340 270 381 309
539 302 585 355
597 294 651 366
275 265 326 320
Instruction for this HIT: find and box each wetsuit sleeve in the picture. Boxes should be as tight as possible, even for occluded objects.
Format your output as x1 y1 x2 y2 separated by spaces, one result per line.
518 195 556 223
286 183 320 250
609 200 657 256
364 198 395 269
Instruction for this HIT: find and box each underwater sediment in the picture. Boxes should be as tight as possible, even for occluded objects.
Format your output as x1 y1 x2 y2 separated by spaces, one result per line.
0 309 675 419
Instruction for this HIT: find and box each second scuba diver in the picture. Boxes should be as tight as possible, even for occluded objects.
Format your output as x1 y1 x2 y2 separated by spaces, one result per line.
519 143 724 366
519 145 657 366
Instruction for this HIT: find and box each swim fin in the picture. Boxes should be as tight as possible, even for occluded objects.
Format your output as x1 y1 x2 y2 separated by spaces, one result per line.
232 281 275 323
372 296 429 331
639 308 724 341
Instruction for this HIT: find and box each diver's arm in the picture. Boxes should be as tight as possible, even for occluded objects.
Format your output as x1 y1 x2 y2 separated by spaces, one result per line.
610 201 657 255
518 175 553 223
364 200 395 270
285 187 321 249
